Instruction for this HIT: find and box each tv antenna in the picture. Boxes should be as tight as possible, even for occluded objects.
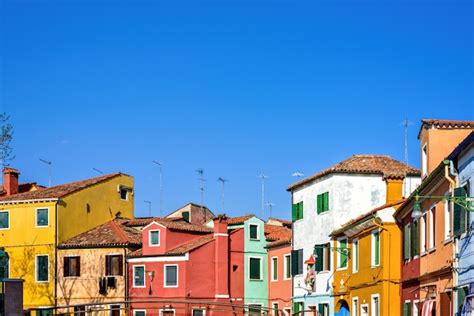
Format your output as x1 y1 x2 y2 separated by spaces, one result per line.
265 202 275 218
152 161 164 216
144 200 152 217
196 169 206 218
292 172 304 179
39 158 52 187
92 168 103 175
400 118 413 164
217 177 228 211
258 174 269 218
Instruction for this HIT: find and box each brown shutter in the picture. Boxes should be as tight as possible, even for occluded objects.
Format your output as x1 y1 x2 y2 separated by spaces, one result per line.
105 255 110 276
64 257 69 277
76 257 81 276
118 255 123 276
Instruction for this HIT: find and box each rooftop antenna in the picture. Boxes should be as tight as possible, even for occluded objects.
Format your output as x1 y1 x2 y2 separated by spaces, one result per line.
152 161 164 216
39 158 52 187
196 168 206 219
258 174 269 218
217 177 228 211
265 202 275 218
292 172 304 179
400 118 413 165
92 168 103 175
144 200 152 217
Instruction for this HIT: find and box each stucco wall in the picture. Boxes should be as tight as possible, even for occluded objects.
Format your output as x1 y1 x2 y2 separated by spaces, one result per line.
268 243 292 313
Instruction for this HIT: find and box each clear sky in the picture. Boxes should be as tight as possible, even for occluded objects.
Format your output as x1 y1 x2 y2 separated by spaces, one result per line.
1 0 473 220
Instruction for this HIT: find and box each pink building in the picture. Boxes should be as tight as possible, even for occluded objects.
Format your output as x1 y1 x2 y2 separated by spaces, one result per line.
127 215 246 316
265 219 292 316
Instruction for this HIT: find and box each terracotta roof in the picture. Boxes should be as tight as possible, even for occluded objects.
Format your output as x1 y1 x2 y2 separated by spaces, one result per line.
0 173 122 202
330 200 404 236
58 218 141 248
266 239 291 248
227 215 254 225
418 119 474 138
264 224 292 242
128 234 214 257
267 217 292 228
0 182 44 196
288 155 420 191
125 218 213 233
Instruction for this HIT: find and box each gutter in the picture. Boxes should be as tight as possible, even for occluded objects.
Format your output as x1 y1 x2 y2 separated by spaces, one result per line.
0 198 59 205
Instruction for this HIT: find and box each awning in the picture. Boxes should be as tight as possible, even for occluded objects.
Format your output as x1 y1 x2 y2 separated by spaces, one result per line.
421 300 435 316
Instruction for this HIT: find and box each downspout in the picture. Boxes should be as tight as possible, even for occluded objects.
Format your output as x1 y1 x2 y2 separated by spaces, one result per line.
124 247 128 315
445 160 458 312
54 201 59 310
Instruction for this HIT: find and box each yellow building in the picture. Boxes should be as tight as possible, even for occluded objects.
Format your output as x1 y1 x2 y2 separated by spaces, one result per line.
330 178 404 316
0 168 134 311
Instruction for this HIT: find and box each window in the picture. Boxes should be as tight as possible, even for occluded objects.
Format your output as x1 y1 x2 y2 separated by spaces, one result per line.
371 294 380 316
120 188 128 200
249 257 262 280
64 256 80 277
371 231 380 266
74 306 86 316
352 297 359 316
192 309 205 316
110 305 121 316
318 303 329 316
444 196 452 240
291 249 303 276
429 206 436 249
133 265 145 287
133 311 146 316
402 301 412 316
403 223 411 260
249 224 259 240
422 144 428 176
160 310 175 316
272 302 279 316
271 257 278 281
314 243 331 272
411 220 419 257
454 186 470 236
164 265 178 287
284 308 291 316
284 254 291 279
36 255 49 282
182 211 190 222
36 208 49 227
292 201 303 221
0 211 9 229
420 213 427 253
317 192 329 214
293 302 303 315
0 256 8 278
337 238 348 269
106 255 123 276
149 230 160 246
352 239 359 273
248 305 262 316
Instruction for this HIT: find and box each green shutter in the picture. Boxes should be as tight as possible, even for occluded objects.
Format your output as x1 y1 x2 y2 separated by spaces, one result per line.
411 221 419 257
292 204 297 221
317 194 322 213
339 239 347 268
291 250 299 276
298 202 304 220
315 246 323 272
403 225 410 260
323 192 329 211
453 187 467 235
182 211 190 222
249 258 261 280
293 302 300 314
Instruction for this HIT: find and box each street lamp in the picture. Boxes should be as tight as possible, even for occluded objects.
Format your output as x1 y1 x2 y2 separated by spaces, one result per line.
411 191 473 219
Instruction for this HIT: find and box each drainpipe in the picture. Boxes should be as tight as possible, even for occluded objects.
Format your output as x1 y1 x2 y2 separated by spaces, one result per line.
54 201 59 311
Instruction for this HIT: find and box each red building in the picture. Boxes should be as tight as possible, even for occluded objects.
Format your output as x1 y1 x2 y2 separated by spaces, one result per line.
127 215 246 316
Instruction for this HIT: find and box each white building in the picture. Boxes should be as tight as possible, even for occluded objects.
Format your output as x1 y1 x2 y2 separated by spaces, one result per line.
288 154 420 315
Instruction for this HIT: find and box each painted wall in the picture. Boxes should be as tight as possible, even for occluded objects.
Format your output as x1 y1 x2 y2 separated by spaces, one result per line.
243 217 268 308
56 247 129 314
229 228 245 301
268 244 292 314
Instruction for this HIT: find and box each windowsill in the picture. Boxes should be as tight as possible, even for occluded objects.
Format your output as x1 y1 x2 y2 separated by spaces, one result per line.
420 251 427 257
271 279 278 282
133 285 146 288
316 270 330 274
443 237 453 245
35 280 50 284
336 267 348 271
352 270 359 274
371 265 381 269
164 285 178 288
105 274 123 277
428 247 436 253
249 238 260 241
36 225 49 228
64 276 80 279
293 219 304 224
0 228 9 230
149 244 161 247
249 279 263 282
317 211 330 215
283 277 291 280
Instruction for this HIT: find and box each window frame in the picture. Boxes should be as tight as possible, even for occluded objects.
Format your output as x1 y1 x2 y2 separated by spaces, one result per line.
337 237 348 270
420 212 427 254
248 256 263 281
272 302 279 316
248 223 260 240
149 229 161 247
271 256 278 282
159 309 176 316
132 265 146 288
0 210 9 230
164 264 179 288
352 238 359 273
63 255 80 278
35 207 49 228
35 254 49 283
352 297 359 316
421 143 428 177
317 191 330 214
371 229 381 267
133 310 146 316
283 254 291 280
371 293 380 316
105 254 123 276
191 309 206 316
428 205 436 250
444 191 453 241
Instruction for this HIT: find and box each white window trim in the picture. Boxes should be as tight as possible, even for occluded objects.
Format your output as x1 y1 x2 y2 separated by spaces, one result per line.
371 229 381 267
272 302 279 316
283 308 291 316
444 190 452 241
35 207 49 228
413 299 419 316
248 256 263 281
352 238 359 273
248 223 260 240
283 254 291 280
0 210 9 230
247 304 262 314
35 254 49 283
149 229 161 247
271 256 278 282
360 303 369 316
132 265 146 288
318 302 330 316
352 297 359 316
133 310 146 316
428 205 436 250
159 309 175 316
420 212 427 255
191 308 206 316
336 237 348 271
422 143 428 177
164 264 179 288
371 293 380 316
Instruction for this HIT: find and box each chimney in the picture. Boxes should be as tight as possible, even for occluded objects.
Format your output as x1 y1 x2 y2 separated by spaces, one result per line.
213 215 229 299
3 168 19 196
385 176 404 203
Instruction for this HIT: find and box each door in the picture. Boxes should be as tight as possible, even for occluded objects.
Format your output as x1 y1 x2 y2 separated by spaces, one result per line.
335 300 350 316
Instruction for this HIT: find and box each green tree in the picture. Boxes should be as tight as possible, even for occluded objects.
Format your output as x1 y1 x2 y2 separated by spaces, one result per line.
0 112 14 166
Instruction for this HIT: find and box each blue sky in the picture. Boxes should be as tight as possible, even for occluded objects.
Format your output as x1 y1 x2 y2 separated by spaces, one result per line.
1 0 473 219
